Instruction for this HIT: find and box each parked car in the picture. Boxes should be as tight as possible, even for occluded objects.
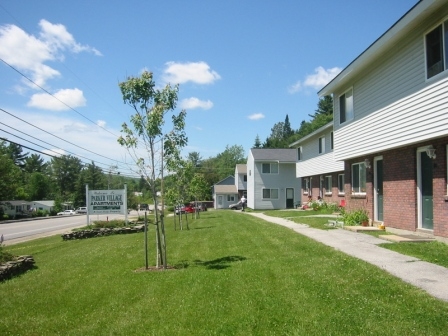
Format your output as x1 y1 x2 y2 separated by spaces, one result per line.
75 207 87 214
175 205 195 214
229 201 243 210
57 210 76 216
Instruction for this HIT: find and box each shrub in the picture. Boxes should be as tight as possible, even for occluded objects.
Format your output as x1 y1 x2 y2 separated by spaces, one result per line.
342 208 369 226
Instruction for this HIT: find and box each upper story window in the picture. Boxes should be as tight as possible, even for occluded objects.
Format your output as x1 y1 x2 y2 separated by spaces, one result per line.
243 175 247 182
297 147 302 161
426 20 448 79
262 162 279 174
339 88 354 124
318 136 325 154
352 162 366 194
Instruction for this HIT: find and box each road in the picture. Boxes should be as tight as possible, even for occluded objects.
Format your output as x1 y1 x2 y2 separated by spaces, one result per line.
0 212 133 246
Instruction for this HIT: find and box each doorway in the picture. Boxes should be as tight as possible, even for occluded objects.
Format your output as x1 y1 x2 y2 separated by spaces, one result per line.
417 148 434 230
286 188 294 209
374 157 383 222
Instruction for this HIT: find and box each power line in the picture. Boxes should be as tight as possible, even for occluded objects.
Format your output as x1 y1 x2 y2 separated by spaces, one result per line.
0 137 140 179
0 107 132 171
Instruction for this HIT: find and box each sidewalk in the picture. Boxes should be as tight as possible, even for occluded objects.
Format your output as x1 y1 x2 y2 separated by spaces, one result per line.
245 212 448 302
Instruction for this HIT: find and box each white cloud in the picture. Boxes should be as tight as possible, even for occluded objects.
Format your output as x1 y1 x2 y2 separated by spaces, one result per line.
180 97 213 110
27 88 86 111
97 120 106 127
0 20 101 88
163 61 221 85
248 113 265 120
289 66 342 93
39 19 102 56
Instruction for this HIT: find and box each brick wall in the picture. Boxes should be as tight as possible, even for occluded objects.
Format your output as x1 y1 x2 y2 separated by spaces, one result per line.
343 137 448 238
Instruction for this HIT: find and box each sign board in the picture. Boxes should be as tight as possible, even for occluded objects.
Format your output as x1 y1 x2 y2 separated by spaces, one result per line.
87 189 127 215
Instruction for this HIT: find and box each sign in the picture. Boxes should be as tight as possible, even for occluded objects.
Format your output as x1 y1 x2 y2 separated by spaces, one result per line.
87 189 127 215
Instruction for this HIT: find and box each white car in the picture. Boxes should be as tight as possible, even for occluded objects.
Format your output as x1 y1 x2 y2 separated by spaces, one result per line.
57 210 76 216
75 207 87 214
229 201 243 210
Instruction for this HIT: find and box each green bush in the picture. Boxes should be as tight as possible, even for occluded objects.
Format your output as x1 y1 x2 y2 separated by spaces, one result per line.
342 208 369 226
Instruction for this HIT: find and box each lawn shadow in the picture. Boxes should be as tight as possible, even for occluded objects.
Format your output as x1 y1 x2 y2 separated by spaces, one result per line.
193 226 215 230
193 255 247 270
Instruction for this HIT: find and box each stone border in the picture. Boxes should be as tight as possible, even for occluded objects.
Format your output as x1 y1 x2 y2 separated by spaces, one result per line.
61 225 145 240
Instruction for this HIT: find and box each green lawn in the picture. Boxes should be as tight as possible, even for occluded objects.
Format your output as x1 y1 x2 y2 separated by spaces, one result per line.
1 210 448 335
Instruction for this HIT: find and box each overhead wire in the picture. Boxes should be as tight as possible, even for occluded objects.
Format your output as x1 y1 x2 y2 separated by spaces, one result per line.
0 136 141 179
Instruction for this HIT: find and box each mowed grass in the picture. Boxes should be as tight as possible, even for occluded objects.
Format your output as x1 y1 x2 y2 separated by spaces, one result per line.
1 210 448 335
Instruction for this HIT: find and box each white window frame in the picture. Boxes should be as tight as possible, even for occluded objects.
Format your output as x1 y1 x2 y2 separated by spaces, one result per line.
303 178 309 195
297 147 302 161
351 162 366 194
262 188 279 199
425 19 448 80
324 175 332 195
339 87 354 124
261 162 279 174
318 136 325 154
227 195 235 202
338 174 345 195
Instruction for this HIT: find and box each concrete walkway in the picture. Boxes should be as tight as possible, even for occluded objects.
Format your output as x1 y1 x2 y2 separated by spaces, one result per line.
245 212 448 302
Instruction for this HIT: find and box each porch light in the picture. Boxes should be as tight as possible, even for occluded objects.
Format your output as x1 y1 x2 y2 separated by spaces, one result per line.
426 147 436 159
364 159 371 169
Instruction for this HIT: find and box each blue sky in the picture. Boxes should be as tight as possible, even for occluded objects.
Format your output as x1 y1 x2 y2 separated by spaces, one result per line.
0 0 417 177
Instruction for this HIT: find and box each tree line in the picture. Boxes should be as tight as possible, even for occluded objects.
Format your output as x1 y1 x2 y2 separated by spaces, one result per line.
253 95 333 149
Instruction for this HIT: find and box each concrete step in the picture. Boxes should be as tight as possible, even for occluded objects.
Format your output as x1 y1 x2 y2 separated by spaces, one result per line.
379 234 435 243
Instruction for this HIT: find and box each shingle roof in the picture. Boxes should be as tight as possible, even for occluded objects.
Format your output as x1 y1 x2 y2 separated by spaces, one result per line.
214 185 237 194
236 164 247 173
250 148 297 162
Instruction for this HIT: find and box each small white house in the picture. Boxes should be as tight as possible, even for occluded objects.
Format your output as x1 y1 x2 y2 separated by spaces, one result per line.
213 176 238 209
247 148 300 210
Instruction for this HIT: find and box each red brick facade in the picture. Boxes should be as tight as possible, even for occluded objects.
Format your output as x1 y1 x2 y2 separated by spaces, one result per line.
343 137 448 238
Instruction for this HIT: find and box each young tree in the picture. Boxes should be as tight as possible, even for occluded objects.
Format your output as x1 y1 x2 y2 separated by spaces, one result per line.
118 70 187 269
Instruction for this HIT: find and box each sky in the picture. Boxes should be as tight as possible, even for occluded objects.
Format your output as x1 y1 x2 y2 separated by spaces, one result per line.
0 0 418 178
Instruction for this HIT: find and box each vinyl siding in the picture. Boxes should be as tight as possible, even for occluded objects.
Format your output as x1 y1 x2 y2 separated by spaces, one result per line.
296 152 344 178
335 73 448 161
334 6 448 161
253 162 300 209
294 127 344 177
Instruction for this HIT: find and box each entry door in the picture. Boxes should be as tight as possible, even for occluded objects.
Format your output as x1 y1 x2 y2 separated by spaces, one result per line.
286 188 294 209
375 159 384 221
421 152 433 229
218 195 223 209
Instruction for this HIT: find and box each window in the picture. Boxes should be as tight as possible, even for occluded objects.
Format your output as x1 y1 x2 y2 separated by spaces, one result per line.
426 20 448 79
262 188 279 199
330 132 334 150
324 176 332 194
304 178 310 194
297 147 302 161
352 162 366 194
339 88 354 124
319 136 325 154
262 163 279 174
227 195 235 202
243 175 247 182
338 174 345 194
